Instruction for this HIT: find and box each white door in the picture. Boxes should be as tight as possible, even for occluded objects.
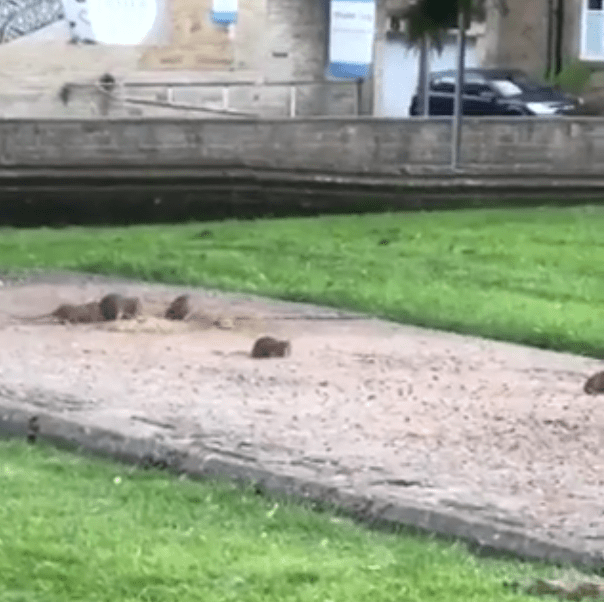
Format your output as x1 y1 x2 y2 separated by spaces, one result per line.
377 34 478 117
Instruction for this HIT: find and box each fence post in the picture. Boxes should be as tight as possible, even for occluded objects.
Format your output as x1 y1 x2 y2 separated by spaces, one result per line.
355 78 363 115
289 85 296 117
222 86 229 111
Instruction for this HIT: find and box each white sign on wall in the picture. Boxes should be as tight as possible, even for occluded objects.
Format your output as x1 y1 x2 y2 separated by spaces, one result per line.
211 0 237 25
61 0 157 44
88 0 157 44
328 0 375 78
61 0 95 43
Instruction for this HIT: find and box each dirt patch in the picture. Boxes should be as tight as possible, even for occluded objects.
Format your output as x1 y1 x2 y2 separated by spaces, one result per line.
0 272 603 565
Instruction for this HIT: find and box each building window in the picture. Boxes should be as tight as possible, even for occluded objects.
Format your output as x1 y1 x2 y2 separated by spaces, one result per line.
583 0 604 58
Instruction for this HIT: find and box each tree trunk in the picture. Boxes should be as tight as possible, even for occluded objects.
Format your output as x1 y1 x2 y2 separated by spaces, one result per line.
416 35 429 116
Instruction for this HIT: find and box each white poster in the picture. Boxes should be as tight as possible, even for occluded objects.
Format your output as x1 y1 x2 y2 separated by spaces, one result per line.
61 0 157 44
88 0 157 44
211 0 237 25
329 0 375 78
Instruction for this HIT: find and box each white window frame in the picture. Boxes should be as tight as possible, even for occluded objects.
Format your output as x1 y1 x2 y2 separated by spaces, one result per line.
581 0 604 60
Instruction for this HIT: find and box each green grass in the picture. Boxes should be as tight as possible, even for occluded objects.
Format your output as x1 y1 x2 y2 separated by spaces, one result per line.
2 205 604 356
0 439 556 602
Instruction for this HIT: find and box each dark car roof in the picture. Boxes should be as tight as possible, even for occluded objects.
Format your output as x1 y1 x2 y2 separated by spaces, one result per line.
419 67 574 107
429 68 529 82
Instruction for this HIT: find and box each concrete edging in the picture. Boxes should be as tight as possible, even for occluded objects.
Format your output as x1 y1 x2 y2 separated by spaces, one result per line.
1 404 602 573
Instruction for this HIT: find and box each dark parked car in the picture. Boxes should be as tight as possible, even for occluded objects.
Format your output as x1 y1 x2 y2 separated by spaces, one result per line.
409 68 580 117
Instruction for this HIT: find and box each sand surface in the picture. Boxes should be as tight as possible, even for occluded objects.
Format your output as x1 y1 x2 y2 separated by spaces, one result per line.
0 272 602 559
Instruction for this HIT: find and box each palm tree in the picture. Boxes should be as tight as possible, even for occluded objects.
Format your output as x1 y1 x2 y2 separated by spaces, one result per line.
392 0 496 115
392 0 509 167
398 0 508 43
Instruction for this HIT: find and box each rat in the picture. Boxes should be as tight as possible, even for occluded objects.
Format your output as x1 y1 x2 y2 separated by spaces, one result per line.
12 301 104 324
165 294 191 320
99 293 141 321
583 371 604 394
27 415 40 444
251 336 291 359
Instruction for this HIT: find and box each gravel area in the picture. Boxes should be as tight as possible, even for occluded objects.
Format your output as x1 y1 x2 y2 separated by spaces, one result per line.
0 272 603 568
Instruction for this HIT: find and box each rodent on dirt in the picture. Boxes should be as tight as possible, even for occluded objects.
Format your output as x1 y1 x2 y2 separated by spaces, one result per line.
99 293 141 321
165 294 191 320
251 336 291 359
13 301 104 324
584 371 604 394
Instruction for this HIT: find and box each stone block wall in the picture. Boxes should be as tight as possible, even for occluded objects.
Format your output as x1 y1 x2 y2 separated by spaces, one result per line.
2 117 604 175
265 0 328 83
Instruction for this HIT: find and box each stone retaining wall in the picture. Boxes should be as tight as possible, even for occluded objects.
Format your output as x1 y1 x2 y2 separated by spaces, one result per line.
1 117 604 175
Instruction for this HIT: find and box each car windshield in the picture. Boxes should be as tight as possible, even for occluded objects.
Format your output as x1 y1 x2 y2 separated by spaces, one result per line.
489 80 523 97
489 76 549 97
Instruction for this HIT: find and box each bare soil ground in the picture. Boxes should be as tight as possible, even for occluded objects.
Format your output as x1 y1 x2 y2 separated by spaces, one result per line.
0 272 603 563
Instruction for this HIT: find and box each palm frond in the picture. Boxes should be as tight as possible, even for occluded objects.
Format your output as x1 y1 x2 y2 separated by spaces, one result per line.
393 0 492 48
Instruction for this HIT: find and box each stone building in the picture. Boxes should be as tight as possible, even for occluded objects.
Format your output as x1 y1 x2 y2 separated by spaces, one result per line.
0 0 346 118
479 0 604 79
481 0 579 76
5 0 589 119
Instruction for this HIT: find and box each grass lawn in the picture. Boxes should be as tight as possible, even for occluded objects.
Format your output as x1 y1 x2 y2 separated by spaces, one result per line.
1 204 604 356
0 439 555 602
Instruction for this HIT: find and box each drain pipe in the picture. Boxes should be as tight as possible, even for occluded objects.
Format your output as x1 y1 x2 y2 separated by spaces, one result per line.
554 0 564 76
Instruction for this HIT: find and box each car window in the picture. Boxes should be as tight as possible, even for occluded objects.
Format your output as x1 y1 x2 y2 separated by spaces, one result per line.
509 75 552 93
431 77 455 93
463 83 492 96
490 79 523 97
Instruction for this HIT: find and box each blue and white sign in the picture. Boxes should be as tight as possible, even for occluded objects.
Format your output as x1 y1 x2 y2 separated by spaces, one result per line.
211 0 237 25
328 0 375 79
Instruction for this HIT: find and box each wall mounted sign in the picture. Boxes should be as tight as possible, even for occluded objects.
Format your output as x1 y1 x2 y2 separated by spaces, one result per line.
328 0 375 78
211 0 237 25
61 0 95 43
87 0 157 44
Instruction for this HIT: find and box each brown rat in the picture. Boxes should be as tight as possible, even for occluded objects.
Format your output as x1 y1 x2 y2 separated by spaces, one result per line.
27 415 40 444
165 294 191 320
584 371 604 394
251 336 291 359
99 293 141 321
12 301 104 324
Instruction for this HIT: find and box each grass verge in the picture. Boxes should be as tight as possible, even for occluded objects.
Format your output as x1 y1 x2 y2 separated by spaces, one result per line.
2 205 604 356
0 438 556 602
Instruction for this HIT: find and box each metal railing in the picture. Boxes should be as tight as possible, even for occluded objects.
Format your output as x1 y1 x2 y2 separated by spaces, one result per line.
62 77 365 118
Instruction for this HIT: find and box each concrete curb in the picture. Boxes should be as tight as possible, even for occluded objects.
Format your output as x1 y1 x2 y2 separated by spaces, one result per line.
6 165 604 191
1 404 602 573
